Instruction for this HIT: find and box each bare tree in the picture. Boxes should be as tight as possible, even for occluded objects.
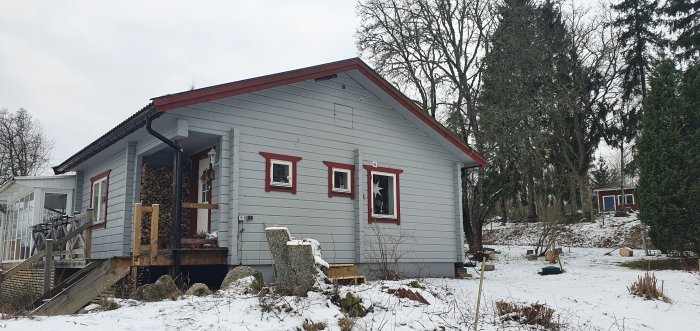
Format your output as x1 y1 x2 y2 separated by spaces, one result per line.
357 0 497 253
0 108 53 185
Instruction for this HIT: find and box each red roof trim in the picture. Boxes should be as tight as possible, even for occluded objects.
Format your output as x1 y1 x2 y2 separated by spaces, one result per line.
152 58 486 166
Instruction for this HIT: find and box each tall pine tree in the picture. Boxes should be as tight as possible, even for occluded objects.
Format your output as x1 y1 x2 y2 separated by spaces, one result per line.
611 0 663 100
664 0 700 59
637 60 700 254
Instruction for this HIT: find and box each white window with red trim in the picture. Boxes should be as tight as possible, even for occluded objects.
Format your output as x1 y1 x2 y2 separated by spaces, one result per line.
323 161 355 199
90 170 110 227
259 152 302 194
364 165 402 224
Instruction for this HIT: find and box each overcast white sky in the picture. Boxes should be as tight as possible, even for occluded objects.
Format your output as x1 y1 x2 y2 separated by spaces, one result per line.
0 1 359 168
1 0 611 171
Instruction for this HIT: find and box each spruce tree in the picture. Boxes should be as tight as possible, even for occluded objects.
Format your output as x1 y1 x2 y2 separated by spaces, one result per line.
637 60 700 254
664 0 700 59
611 0 663 100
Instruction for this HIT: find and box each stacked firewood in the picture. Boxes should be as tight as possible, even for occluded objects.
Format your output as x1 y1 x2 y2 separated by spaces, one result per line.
139 164 191 246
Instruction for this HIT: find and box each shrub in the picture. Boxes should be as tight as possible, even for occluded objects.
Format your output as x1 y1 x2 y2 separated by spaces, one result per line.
337 316 355 331
299 319 326 331
628 272 670 302
98 297 120 311
408 280 424 289
495 300 556 328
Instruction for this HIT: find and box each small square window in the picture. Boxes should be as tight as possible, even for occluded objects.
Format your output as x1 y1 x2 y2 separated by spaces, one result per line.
271 160 293 187
323 161 355 199
333 169 351 192
260 152 302 194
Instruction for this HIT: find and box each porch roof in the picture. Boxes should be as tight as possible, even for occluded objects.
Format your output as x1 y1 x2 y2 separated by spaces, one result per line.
0 175 76 203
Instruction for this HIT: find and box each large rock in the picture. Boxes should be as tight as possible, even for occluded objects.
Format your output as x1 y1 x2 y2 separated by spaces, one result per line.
221 266 261 290
185 283 212 296
135 275 182 302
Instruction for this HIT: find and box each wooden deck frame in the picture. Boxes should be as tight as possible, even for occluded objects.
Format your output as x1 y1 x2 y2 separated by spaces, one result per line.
132 203 226 267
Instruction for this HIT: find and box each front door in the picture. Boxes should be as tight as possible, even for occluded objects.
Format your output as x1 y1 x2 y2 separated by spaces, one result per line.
602 196 615 212
194 157 211 235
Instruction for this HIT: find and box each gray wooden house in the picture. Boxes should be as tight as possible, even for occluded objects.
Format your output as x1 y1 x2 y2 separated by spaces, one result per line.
46 58 485 280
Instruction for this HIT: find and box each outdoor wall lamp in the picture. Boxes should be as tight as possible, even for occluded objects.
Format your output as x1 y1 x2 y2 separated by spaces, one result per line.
208 147 218 165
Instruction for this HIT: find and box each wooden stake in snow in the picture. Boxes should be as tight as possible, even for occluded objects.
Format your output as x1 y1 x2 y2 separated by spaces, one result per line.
474 256 486 331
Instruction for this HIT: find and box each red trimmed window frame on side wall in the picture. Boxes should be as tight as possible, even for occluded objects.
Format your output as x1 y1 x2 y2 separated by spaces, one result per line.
259 152 302 194
363 165 403 225
323 161 355 199
89 169 111 229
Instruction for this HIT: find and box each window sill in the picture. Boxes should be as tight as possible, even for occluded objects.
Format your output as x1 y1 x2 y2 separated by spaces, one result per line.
270 182 293 188
332 188 351 193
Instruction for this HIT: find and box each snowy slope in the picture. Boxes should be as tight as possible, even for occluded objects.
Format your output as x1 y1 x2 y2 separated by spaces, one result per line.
483 214 650 249
2 246 698 331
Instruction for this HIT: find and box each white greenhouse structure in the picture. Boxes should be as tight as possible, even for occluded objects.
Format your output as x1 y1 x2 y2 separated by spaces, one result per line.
0 175 75 264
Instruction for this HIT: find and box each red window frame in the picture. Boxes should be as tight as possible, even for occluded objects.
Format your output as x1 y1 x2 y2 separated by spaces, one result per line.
363 165 402 224
89 170 111 229
323 161 355 199
259 152 302 194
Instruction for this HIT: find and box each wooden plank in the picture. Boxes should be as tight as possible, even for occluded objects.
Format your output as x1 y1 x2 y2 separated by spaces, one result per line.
32 258 131 316
84 208 93 258
150 204 160 261
327 264 358 279
31 260 103 309
43 239 54 293
0 249 47 283
133 203 142 265
54 218 93 248
182 202 219 210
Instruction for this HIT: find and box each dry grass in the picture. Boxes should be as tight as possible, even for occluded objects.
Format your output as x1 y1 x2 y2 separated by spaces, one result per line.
628 272 670 302
337 316 355 331
98 297 120 311
299 319 326 331
0 288 35 317
495 300 556 328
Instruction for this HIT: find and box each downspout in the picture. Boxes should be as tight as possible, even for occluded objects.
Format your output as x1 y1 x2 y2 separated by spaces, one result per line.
145 117 183 276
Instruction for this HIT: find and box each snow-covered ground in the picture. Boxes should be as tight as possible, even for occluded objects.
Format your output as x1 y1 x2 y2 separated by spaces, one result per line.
484 214 649 249
2 246 698 330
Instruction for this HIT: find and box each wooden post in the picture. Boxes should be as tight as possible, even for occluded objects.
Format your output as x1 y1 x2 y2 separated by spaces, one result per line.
85 208 93 259
133 203 142 265
150 204 160 263
44 239 54 294
474 256 487 331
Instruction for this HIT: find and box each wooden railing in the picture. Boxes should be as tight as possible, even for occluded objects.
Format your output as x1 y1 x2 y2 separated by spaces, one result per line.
0 209 93 293
132 203 160 266
132 202 219 266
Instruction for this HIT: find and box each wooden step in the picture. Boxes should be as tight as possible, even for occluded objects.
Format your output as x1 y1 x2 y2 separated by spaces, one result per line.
333 276 366 285
29 260 104 309
32 258 131 316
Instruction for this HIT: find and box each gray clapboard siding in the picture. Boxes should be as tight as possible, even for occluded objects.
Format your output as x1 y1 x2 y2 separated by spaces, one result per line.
168 72 462 265
79 146 128 259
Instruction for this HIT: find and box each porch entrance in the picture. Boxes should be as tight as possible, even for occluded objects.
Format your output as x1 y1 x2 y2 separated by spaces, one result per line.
192 154 213 236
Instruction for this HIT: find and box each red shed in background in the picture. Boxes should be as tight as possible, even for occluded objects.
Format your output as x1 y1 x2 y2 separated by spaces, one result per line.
593 187 638 213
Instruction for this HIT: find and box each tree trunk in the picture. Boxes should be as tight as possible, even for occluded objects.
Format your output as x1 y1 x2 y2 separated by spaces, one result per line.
580 177 593 221
500 197 508 224
527 164 538 222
